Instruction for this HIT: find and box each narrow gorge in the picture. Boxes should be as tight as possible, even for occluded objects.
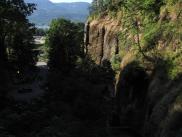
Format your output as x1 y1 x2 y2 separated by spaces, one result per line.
0 0 181 137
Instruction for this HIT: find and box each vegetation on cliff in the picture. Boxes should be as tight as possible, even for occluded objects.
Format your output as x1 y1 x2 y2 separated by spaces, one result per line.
90 0 182 79
87 1 182 137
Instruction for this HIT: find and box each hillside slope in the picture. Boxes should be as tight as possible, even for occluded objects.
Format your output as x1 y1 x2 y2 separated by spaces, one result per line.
85 0 182 137
25 0 90 26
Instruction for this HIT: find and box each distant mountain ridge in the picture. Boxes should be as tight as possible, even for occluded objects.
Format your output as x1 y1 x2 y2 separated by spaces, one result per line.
25 0 90 27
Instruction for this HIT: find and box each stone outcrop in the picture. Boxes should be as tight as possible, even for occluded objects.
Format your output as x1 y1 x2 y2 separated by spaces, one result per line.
85 17 121 64
116 60 182 137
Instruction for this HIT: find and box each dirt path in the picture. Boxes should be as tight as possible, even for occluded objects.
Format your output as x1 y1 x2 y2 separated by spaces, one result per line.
8 62 48 102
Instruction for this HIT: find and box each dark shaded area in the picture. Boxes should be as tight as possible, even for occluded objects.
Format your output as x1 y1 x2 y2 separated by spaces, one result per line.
47 57 115 121
0 0 37 109
116 61 150 132
0 66 9 109
0 12 146 136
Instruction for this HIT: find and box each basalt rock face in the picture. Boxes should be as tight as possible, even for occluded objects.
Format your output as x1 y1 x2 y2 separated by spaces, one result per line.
144 72 182 137
85 16 182 137
115 60 182 137
85 18 121 64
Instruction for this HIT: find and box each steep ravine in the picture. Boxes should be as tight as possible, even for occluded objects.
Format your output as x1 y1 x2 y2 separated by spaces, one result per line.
85 17 182 137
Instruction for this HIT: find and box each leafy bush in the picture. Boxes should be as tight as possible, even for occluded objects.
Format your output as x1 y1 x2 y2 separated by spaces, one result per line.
111 54 121 72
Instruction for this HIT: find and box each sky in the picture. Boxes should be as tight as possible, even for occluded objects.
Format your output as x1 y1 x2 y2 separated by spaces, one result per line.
50 0 92 3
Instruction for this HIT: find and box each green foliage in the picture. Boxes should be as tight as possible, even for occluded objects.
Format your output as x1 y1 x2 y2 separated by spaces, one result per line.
103 0 182 79
143 0 164 14
9 24 37 70
46 18 84 71
89 0 112 15
111 54 121 71
143 23 161 51
163 50 182 79
0 0 37 107
0 0 36 69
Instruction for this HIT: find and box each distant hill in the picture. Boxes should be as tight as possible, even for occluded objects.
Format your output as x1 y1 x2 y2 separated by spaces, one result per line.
25 0 90 27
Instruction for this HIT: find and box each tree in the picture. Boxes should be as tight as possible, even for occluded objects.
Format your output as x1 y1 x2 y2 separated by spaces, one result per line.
9 22 37 70
0 0 36 106
46 18 84 71
0 0 36 65
89 0 98 14
90 0 112 14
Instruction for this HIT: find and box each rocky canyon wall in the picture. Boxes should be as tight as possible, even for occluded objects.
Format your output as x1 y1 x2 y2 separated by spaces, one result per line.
85 16 182 137
84 17 121 64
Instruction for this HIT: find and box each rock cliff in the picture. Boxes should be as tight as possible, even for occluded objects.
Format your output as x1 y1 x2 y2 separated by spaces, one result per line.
85 15 182 137
85 17 121 64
